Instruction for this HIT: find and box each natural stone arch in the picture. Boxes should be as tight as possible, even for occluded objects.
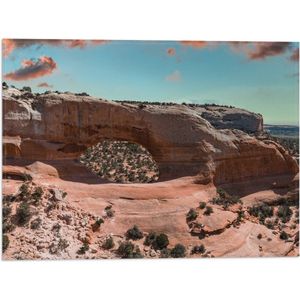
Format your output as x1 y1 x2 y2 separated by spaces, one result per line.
3 92 298 183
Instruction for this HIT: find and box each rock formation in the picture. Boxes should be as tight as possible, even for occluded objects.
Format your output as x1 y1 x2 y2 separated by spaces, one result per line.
2 87 299 260
3 89 297 183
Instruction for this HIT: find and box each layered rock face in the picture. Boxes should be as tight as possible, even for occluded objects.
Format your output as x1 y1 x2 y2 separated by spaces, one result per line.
3 89 298 183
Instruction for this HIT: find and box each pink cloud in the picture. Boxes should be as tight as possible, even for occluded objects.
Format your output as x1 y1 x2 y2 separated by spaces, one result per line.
4 56 57 81
2 39 110 57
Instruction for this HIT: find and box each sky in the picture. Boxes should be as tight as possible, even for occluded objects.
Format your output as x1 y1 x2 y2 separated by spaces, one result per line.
2 39 299 125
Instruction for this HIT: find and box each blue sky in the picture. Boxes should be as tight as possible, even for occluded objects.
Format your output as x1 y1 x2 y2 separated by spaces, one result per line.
2 40 299 125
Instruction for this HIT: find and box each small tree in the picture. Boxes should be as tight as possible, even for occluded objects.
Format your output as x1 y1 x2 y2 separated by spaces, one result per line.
170 244 186 258
117 241 143 258
103 236 115 249
2 235 9 253
279 231 289 240
186 208 198 222
126 225 143 240
199 202 206 209
204 206 213 216
191 244 206 254
22 86 32 93
92 218 104 232
15 202 32 226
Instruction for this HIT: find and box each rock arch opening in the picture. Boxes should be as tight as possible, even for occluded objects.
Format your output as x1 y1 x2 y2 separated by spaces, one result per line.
79 140 159 183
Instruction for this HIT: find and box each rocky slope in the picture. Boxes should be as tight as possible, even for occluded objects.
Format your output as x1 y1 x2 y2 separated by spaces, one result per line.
2 163 298 259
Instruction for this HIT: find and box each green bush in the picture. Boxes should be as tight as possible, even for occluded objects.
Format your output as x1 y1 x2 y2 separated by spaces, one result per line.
144 232 169 249
199 202 206 209
279 231 289 240
92 218 104 232
3 220 15 233
3 205 12 219
117 241 143 258
160 248 171 258
31 186 43 205
77 242 89 255
277 205 292 223
170 244 186 258
248 204 274 223
103 236 115 249
2 235 9 253
154 233 169 250
126 225 143 240
204 206 213 216
15 202 32 226
191 244 206 254
211 195 241 209
105 208 114 218
22 86 32 93
186 208 198 222
19 183 30 200
144 232 157 246
217 188 227 198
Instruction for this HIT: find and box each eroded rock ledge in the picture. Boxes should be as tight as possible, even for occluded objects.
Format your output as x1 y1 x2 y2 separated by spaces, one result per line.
3 88 298 183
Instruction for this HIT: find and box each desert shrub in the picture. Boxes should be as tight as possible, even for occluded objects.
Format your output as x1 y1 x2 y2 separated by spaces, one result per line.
30 217 42 230
191 244 206 254
217 188 226 198
77 242 89 255
58 238 69 251
160 248 171 258
3 205 12 219
92 218 104 232
19 183 30 200
144 232 157 246
103 236 115 249
277 205 293 223
186 208 198 222
170 244 186 258
199 202 206 209
145 232 169 250
204 206 213 216
248 204 274 223
15 202 32 226
31 186 43 205
105 207 114 218
22 86 32 93
2 235 9 253
3 219 15 233
279 231 289 240
154 233 169 250
117 241 143 258
211 195 241 209
257 233 262 240
3 194 15 203
126 225 143 240
265 219 274 229
75 92 90 96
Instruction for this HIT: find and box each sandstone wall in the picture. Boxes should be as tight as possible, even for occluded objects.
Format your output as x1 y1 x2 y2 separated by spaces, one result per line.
3 90 297 183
